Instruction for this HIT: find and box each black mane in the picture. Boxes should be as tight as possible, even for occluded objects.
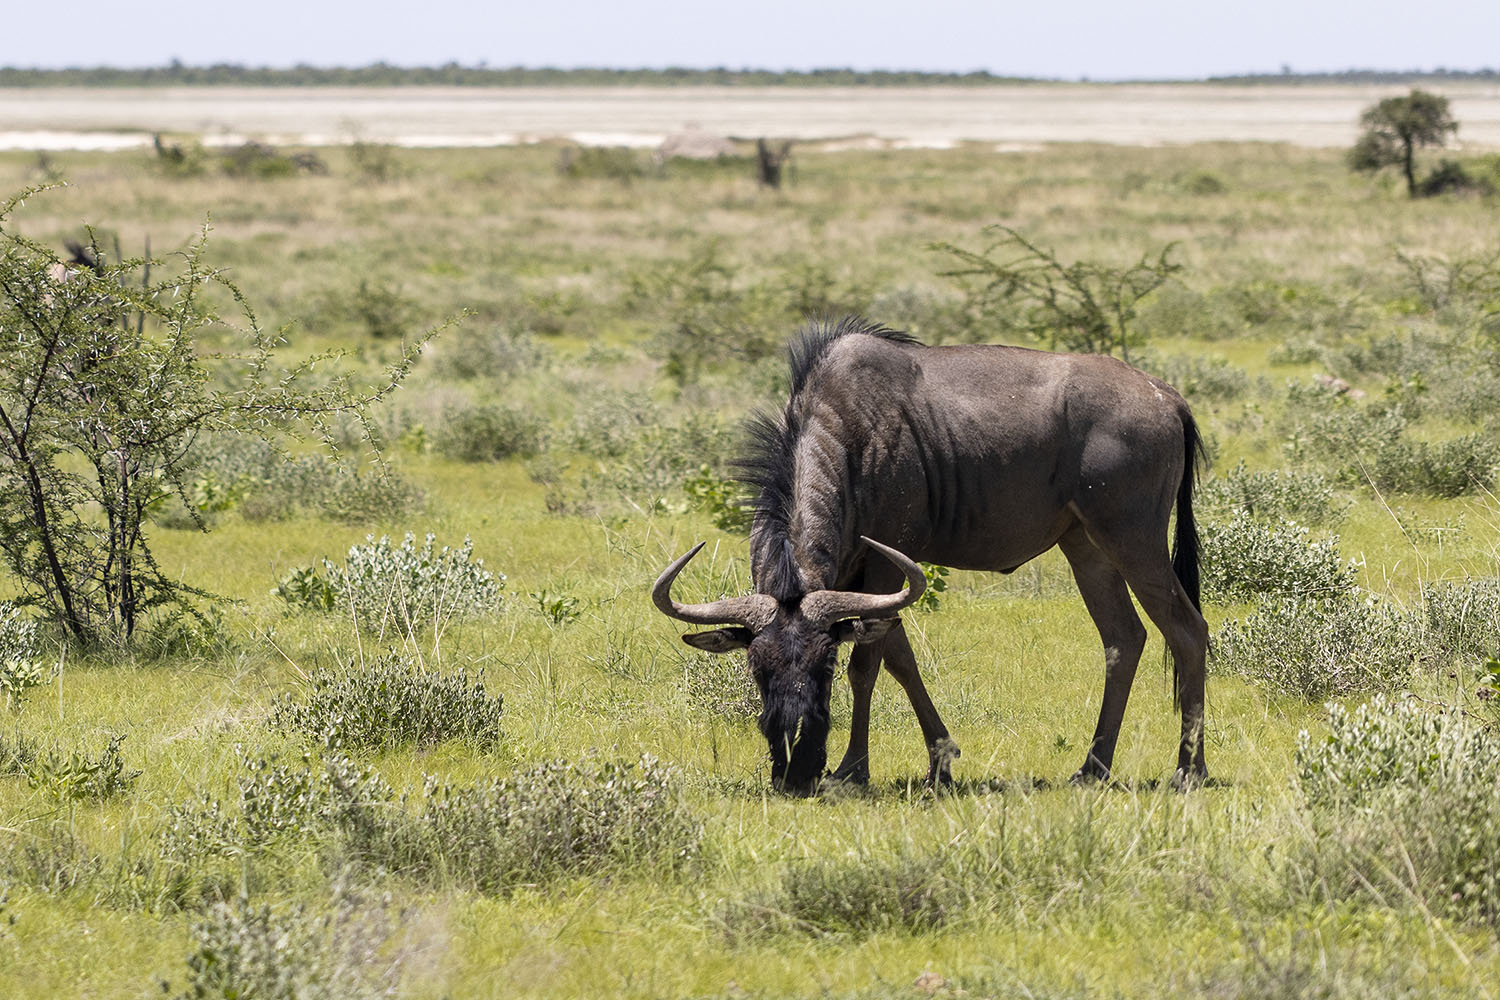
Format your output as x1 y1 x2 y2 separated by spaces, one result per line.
735 317 921 601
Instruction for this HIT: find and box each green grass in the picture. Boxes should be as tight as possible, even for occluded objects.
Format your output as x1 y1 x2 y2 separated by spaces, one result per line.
2 138 1499 997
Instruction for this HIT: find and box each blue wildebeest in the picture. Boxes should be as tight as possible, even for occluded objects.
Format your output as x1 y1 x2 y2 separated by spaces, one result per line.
653 317 1208 794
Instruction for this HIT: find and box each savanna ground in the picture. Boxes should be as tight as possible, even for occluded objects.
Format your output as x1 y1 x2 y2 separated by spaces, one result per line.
1 135 1499 998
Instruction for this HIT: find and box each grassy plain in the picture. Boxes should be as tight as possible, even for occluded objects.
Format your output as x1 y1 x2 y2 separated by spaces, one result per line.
0 139 1498 998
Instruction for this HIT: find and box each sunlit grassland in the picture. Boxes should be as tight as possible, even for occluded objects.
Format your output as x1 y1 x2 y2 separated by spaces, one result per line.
1 139 1498 998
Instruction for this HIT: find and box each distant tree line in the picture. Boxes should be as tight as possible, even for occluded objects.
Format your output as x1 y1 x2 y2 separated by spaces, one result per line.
2 63 1496 88
1208 68 1499 85
0 62 1036 88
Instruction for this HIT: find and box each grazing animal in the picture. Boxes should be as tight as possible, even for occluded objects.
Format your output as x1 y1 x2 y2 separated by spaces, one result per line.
653 317 1208 794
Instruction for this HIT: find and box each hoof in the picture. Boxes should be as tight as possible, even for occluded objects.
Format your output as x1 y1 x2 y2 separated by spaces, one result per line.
1170 766 1208 792
828 762 870 786
1069 766 1110 786
925 737 961 787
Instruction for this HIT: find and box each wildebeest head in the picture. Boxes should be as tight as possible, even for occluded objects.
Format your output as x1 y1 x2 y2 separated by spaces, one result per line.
653 537 924 794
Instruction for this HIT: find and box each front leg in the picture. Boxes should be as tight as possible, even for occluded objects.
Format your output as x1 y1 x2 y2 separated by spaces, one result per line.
830 640 882 784
879 619 959 785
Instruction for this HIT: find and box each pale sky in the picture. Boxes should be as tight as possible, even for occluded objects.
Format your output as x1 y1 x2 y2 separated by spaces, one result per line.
5 1 1498 81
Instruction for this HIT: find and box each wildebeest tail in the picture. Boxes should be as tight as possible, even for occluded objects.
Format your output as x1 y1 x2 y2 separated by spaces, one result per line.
1169 408 1206 710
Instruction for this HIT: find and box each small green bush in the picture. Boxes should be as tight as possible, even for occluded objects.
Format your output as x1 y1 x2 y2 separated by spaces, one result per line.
727 853 960 938
0 602 49 711
1136 351 1253 403
557 145 652 181
1290 696 1500 926
269 652 504 751
273 532 502 634
164 889 402 1000
1215 597 1417 699
1199 462 1348 526
1421 577 1500 665
408 755 699 893
158 437 421 527
435 326 548 381
433 403 544 462
1201 513 1355 603
1361 433 1500 497
24 734 141 803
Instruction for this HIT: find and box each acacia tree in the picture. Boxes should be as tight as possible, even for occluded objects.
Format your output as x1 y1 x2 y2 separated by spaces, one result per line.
1349 89 1458 198
0 187 431 647
930 225 1181 361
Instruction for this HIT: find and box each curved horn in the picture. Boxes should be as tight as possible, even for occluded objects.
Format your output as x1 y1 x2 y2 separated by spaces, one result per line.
652 542 778 631
800 536 926 628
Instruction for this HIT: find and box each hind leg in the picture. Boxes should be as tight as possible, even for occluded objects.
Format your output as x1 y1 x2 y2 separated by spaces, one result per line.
1059 527 1149 783
1074 517 1209 787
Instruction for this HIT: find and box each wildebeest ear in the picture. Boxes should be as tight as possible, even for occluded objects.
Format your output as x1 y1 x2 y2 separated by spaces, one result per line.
832 617 898 645
682 628 753 653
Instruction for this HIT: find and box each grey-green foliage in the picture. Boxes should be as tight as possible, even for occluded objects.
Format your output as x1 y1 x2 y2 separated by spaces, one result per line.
410 755 699 893
160 751 698 895
159 437 422 528
273 533 502 634
268 652 504 751
729 853 960 938
1198 462 1349 527
432 402 544 461
1291 696 1500 925
1215 597 1417 700
24 734 141 803
0 602 49 710
1201 513 1355 604
1421 577 1500 664
165 888 402 1000
1135 350 1254 403
1281 383 1500 496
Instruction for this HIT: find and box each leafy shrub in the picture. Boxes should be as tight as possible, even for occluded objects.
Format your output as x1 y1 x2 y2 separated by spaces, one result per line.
273 533 502 634
1296 695 1499 809
576 414 739 514
407 755 698 893
1360 432 1500 497
916 563 949 613
433 403 544 462
348 139 404 182
351 278 418 341
0 602 49 710
557 145 652 181
931 225 1180 357
727 853 960 938
1198 462 1349 526
1201 513 1355 604
25 734 141 803
269 652 504 751
164 889 403 1000
529 589 582 626
1290 697 1500 925
157 438 422 527
682 464 752 532
219 141 319 179
1175 169 1227 195
435 326 548 381
1215 596 1417 699
1136 350 1253 403
1421 577 1500 665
